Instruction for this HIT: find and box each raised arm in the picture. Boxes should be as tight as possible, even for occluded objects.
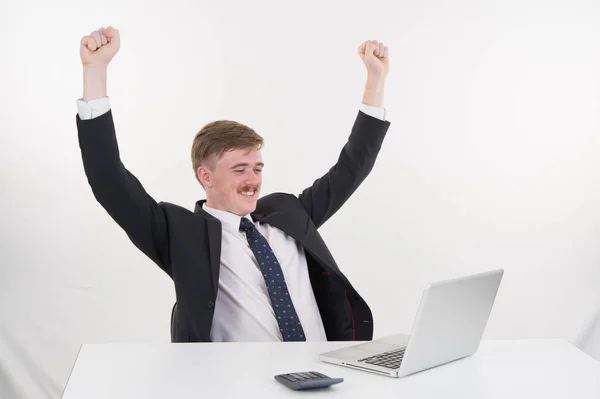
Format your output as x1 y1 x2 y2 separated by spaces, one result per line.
298 40 391 228
77 27 171 276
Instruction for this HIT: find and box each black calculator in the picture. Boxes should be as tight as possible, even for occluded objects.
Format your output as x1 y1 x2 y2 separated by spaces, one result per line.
274 371 344 390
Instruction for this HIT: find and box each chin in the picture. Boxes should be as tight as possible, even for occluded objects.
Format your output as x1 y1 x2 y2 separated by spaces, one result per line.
231 202 257 216
242 202 257 214
236 192 259 213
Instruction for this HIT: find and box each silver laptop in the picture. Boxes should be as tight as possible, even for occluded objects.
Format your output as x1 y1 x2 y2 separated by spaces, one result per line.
319 268 504 378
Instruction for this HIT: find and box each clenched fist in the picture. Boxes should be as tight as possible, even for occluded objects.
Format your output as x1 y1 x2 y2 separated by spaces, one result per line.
358 40 389 79
80 27 120 68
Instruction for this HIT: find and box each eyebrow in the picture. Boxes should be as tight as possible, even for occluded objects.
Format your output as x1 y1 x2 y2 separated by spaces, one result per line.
230 162 264 170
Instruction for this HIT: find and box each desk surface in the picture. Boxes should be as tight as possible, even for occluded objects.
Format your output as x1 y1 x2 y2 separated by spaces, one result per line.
62 339 600 398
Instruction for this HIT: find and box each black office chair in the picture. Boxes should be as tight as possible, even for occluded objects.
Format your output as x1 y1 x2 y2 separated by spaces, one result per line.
170 302 178 342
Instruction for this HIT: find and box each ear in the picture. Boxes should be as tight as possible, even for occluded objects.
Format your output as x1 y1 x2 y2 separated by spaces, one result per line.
197 166 213 188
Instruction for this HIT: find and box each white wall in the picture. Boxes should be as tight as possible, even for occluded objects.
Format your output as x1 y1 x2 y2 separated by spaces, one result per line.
1 0 600 397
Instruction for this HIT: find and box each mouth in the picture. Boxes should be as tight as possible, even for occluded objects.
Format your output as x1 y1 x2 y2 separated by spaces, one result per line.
238 187 258 199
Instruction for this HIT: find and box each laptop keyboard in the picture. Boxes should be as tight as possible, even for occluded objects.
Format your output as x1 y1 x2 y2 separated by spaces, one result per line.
357 347 405 370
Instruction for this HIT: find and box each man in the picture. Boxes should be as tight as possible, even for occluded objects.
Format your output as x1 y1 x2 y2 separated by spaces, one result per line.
77 26 391 343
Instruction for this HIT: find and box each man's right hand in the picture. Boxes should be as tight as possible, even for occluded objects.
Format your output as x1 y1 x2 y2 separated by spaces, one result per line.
80 27 120 68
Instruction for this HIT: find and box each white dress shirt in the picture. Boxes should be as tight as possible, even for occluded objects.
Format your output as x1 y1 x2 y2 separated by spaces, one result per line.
201 205 328 341
76 97 386 341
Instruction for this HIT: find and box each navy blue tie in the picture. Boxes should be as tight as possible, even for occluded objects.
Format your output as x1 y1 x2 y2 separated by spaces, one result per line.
239 217 306 341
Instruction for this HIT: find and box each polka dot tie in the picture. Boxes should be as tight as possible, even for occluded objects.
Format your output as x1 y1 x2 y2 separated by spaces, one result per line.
239 217 306 342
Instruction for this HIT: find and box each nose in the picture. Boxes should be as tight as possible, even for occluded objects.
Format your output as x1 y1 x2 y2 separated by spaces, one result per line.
244 173 260 186
244 178 259 187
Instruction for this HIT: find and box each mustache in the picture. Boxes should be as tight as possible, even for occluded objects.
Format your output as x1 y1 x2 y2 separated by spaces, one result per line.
238 185 259 192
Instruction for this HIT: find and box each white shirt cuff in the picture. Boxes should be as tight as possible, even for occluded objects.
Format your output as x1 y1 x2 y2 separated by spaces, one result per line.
359 103 386 121
76 97 111 120
360 103 385 121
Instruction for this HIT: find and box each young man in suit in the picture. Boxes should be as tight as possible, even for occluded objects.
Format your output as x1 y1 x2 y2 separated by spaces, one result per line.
77 26 391 343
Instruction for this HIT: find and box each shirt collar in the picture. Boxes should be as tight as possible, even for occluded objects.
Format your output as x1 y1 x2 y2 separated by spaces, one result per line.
202 203 253 233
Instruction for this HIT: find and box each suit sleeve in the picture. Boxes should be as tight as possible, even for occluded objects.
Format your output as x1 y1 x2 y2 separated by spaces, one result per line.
76 110 171 276
297 110 391 228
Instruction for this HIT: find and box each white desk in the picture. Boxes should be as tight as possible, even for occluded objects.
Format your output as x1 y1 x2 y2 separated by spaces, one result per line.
62 339 600 398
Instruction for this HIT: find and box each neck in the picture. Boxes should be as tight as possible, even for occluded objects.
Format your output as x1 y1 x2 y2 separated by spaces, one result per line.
204 200 246 217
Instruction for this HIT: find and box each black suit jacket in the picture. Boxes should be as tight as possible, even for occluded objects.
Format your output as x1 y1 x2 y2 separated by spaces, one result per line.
76 109 391 342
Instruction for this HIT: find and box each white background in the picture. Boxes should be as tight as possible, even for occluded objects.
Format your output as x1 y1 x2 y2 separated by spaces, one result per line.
1 0 600 397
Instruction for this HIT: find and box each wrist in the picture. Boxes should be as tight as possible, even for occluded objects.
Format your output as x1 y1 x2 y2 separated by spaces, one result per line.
82 66 108 101
362 76 386 108
366 72 386 85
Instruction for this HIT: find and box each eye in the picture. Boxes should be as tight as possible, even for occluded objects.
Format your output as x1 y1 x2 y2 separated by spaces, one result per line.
234 169 244 174
254 168 263 173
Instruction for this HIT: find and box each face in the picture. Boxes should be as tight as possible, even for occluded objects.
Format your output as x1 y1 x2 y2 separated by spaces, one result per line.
198 147 263 216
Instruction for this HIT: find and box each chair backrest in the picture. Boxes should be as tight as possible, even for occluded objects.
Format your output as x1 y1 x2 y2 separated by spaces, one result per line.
170 302 178 342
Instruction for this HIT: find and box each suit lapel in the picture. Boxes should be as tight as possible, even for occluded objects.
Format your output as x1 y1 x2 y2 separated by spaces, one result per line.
194 200 222 293
251 210 344 279
194 199 347 292
205 217 222 293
